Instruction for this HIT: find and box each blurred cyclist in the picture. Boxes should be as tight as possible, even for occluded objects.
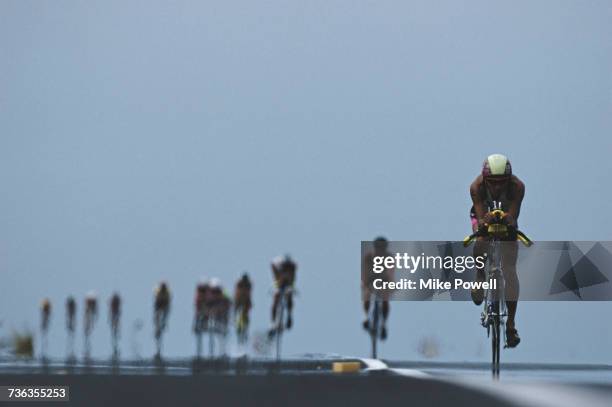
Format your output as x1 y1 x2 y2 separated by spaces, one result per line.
109 292 121 356
65 296 77 357
194 279 210 335
83 292 98 358
40 298 51 357
361 237 393 340
154 281 171 346
270 254 297 332
469 153 525 348
234 273 252 342
40 298 51 333
66 296 76 333
209 278 230 329
84 292 98 334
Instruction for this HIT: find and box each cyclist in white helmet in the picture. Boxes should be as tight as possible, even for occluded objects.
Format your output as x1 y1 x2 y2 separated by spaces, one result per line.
470 153 525 348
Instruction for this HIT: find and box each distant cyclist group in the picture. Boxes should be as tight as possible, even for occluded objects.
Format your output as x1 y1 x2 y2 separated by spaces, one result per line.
38 255 297 360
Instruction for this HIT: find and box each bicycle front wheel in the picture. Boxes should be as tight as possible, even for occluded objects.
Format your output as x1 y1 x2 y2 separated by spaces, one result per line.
276 302 284 361
491 315 501 379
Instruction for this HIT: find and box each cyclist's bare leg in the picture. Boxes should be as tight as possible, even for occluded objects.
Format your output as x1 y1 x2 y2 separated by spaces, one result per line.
363 299 370 314
362 286 371 330
502 242 520 347
381 300 390 340
471 238 488 305
239 306 250 326
507 301 517 328
271 292 280 322
286 293 293 329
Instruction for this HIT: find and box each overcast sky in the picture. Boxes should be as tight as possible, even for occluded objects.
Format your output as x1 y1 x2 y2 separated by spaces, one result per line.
1 0 611 362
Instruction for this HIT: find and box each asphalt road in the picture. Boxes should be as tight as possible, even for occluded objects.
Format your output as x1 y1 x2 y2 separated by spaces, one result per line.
0 358 610 407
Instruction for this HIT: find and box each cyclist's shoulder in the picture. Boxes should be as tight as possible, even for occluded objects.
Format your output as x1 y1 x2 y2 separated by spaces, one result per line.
237 281 252 290
155 288 171 299
272 255 297 269
509 175 525 190
363 250 391 259
470 175 485 194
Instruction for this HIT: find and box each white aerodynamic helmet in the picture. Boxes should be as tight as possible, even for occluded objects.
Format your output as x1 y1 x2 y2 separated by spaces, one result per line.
482 154 512 177
209 278 222 289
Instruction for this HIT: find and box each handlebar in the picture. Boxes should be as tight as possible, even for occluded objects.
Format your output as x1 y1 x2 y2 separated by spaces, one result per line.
463 210 533 247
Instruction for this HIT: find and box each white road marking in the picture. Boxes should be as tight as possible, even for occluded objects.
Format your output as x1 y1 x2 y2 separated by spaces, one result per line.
359 358 388 371
360 359 611 407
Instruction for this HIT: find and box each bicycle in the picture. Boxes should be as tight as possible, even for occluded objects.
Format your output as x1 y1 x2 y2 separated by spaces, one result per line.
193 309 206 359
206 307 228 358
270 286 294 361
153 307 168 358
235 306 249 345
366 294 384 359
464 204 532 378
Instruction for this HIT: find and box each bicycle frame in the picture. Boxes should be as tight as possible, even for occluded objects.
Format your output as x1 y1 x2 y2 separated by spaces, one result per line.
481 238 507 379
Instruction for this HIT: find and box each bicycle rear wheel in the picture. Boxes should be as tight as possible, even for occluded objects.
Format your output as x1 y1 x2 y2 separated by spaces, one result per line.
275 295 285 361
370 301 379 359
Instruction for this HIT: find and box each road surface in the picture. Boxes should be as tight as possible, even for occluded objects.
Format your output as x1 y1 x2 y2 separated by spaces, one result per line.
0 357 610 407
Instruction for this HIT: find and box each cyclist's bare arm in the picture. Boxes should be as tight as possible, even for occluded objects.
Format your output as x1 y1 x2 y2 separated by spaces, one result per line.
470 175 488 223
271 266 280 280
361 254 372 290
505 177 525 227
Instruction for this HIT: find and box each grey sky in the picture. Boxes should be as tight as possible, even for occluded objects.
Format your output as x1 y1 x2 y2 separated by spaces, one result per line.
1 0 611 362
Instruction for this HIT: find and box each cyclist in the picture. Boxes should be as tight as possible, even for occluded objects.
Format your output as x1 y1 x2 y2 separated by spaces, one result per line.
154 281 171 341
40 298 51 333
469 153 525 348
109 293 121 330
84 292 98 357
209 278 230 330
66 296 76 334
234 273 252 341
194 279 210 334
361 237 393 340
270 254 297 333
84 292 98 334
109 292 121 354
